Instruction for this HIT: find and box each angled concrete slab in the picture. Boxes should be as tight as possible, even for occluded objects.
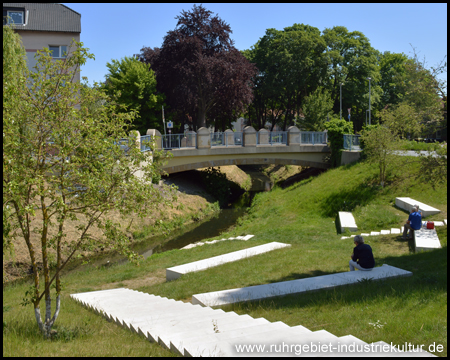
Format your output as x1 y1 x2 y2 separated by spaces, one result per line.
191 265 412 307
339 211 358 233
166 242 290 281
395 197 440 218
415 229 441 252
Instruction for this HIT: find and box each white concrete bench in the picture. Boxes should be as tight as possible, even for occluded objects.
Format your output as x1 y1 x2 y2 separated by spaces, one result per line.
166 242 291 281
414 229 441 252
338 211 358 233
192 264 412 307
395 197 440 217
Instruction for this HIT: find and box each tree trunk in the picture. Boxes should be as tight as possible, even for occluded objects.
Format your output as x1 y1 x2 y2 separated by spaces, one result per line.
197 106 207 128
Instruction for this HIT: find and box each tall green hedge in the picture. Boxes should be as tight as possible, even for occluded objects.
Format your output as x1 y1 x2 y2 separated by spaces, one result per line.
324 118 354 167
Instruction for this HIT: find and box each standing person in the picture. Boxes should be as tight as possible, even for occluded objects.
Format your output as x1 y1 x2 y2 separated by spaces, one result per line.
349 235 375 271
402 206 422 240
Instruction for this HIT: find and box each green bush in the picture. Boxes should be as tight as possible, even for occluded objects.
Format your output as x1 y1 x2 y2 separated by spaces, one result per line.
324 117 354 167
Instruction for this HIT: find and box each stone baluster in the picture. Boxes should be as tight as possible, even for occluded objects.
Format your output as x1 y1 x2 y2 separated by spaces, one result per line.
197 127 211 149
287 126 301 145
243 126 256 147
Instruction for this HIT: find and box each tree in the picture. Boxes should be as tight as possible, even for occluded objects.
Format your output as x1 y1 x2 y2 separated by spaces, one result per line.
323 26 382 131
298 87 334 131
138 4 256 130
360 125 400 187
3 41 171 338
397 47 445 135
244 24 327 130
379 102 424 139
102 56 164 134
418 143 447 189
378 51 409 108
3 24 28 252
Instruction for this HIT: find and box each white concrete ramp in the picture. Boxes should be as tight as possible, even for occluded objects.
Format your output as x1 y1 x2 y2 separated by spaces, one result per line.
395 197 441 217
339 211 358 233
166 242 291 281
70 287 434 357
414 229 441 252
192 264 412 307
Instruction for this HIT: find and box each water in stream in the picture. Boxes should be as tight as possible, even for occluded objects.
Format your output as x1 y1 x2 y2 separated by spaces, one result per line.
135 192 253 259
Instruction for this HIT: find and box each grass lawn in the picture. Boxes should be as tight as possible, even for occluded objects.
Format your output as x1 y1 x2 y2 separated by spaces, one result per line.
3 156 447 356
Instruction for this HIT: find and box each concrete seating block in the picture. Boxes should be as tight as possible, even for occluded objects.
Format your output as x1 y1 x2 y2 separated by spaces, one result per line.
444 219 447 225
341 236 350 239
380 230 390 235
191 264 412 307
414 229 441 252
166 242 291 281
338 211 358 233
433 221 445 227
361 233 370 236
370 231 381 236
395 197 440 217
391 228 401 234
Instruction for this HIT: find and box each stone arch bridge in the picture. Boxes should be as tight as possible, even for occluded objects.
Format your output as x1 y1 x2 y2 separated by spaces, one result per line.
137 126 331 175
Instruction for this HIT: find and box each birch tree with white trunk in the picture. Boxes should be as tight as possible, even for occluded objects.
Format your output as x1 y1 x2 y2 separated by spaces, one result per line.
3 30 172 338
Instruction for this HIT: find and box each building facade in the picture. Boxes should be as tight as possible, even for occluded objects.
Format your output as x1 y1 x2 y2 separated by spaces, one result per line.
3 3 81 81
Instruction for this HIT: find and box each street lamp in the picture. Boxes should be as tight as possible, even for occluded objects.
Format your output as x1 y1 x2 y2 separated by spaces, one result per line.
366 109 369 127
367 77 371 125
340 83 343 121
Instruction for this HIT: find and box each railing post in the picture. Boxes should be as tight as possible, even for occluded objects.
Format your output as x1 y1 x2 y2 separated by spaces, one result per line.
197 127 211 149
243 126 257 147
258 128 269 145
224 129 234 147
287 126 300 145
146 129 161 149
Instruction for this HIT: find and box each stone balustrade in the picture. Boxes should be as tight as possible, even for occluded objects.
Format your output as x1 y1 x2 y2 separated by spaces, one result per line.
143 126 321 150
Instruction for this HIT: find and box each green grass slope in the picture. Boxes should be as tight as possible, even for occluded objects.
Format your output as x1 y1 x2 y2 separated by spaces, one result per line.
3 157 447 356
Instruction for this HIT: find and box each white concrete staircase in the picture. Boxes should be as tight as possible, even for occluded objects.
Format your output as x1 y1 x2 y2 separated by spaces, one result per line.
70 288 435 357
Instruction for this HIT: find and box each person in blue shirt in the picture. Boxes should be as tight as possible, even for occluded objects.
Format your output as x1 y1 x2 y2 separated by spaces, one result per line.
349 235 375 271
402 206 422 239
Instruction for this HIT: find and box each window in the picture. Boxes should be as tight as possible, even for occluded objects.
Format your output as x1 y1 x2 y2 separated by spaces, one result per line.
7 10 24 25
49 45 68 59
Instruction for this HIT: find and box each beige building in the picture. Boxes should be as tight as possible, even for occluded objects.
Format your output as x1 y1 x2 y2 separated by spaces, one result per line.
3 3 81 81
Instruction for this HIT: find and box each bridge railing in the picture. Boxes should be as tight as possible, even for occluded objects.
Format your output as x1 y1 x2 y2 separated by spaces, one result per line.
343 134 361 150
161 133 194 149
256 131 288 145
210 132 244 147
140 135 153 152
141 128 329 151
301 131 327 145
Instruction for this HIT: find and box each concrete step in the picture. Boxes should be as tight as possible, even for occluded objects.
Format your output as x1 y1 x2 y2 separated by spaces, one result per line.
167 316 272 353
395 197 440 217
192 264 413 307
116 304 227 331
184 328 341 357
159 314 258 348
339 211 358 233
167 241 291 281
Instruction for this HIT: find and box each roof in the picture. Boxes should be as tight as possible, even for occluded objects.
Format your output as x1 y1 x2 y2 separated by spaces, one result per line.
3 3 81 33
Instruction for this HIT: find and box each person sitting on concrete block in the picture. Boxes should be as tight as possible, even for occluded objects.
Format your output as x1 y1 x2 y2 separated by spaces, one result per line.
349 235 375 271
402 206 422 240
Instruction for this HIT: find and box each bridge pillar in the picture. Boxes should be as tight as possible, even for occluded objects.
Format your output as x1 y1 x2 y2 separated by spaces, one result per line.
288 126 301 145
258 128 269 145
197 127 211 149
243 126 257 147
147 129 162 149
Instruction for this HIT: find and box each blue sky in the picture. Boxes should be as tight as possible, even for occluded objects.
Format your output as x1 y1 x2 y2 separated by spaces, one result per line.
65 3 447 89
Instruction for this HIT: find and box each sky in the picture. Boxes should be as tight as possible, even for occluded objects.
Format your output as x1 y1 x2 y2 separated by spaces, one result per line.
65 3 447 88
